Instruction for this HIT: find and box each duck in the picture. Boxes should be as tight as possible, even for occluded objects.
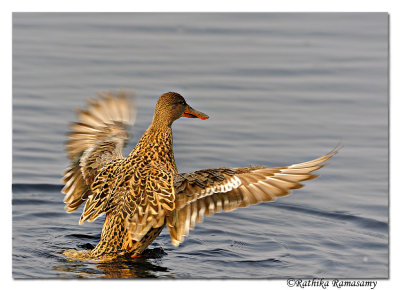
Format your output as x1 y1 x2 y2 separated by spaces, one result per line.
62 91 339 261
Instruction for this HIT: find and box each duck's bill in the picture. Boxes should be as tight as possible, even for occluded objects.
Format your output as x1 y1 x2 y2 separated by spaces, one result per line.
184 106 209 120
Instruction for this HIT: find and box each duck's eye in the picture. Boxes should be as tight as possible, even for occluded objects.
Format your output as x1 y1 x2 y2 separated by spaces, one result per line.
174 101 186 105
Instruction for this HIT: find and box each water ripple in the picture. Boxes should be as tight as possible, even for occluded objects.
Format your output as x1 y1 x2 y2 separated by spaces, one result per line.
13 183 63 192
275 203 388 232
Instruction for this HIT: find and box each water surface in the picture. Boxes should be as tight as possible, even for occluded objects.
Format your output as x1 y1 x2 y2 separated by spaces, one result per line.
12 13 388 278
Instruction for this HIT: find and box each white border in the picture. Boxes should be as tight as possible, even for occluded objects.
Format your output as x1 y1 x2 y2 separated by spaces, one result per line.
2 1 397 290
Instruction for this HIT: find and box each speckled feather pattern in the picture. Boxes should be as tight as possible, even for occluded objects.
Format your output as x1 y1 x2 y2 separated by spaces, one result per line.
62 91 339 260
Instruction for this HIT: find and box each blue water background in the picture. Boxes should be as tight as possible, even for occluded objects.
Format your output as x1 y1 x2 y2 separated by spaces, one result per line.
12 13 388 278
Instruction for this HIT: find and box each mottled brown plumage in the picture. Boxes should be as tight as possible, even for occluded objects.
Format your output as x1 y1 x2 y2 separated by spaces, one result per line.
62 90 339 261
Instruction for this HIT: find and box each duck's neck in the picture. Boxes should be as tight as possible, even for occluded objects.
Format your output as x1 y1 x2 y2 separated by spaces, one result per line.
129 122 177 173
140 123 173 148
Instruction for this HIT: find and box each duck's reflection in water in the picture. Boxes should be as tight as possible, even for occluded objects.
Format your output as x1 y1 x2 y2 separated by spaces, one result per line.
54 247 171 278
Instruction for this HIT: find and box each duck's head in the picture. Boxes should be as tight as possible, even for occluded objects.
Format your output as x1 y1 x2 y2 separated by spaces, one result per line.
152 92 209 126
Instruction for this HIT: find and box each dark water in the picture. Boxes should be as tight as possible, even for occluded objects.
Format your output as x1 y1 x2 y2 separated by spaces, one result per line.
12 13 388 278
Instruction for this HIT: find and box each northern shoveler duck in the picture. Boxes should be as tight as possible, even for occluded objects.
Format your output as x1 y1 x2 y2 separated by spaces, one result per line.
62 91 339 261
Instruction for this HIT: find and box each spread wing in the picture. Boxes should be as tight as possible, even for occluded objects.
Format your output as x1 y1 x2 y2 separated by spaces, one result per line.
168 147 340 246
61 91 135 213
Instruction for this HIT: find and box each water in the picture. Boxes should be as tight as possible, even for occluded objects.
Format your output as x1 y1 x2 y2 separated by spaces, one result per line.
12 13 388 278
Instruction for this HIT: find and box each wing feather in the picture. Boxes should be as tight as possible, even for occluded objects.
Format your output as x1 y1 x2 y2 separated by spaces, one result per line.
169 146 340 245
61 91 135 213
